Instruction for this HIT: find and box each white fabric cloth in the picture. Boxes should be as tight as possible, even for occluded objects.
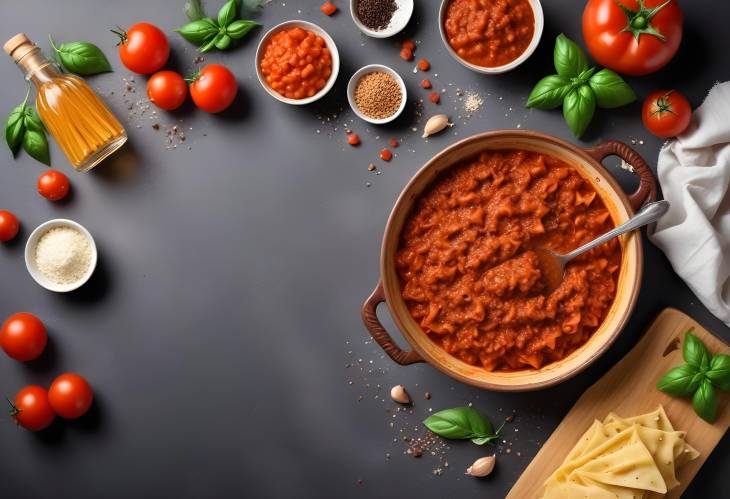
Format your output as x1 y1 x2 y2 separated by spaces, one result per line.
649 82 730 327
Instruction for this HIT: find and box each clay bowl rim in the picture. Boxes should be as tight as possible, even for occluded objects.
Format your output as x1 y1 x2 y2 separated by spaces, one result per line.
378 129 644 391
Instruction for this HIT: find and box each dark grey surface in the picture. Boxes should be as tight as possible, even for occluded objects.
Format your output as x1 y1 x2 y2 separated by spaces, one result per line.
0 1 727 497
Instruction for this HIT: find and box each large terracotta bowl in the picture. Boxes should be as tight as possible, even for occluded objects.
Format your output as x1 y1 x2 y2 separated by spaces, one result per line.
361 130 657 391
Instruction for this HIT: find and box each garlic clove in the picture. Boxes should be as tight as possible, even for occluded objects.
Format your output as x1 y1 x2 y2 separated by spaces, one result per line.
390 384 411 404
422 114 452 138
465 455 496 477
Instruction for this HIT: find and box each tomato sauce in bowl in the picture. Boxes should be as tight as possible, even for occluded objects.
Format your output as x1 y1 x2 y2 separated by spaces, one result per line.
395 150 621 372
443 0 536 68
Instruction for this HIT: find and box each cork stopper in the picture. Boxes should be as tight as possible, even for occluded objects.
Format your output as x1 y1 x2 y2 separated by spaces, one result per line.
4 33 38 63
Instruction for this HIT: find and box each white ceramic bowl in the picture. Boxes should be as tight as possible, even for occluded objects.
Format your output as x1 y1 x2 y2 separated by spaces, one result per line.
25 219 98 293
255 20 340 105
347 64 407 125
350 0 414 38
438 0 544 74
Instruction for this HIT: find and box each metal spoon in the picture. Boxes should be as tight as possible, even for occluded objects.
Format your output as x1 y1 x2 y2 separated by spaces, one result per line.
534 200 670 293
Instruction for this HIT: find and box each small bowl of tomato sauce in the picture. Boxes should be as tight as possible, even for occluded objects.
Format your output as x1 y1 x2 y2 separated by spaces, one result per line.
439 0 544 74
255 20 340 105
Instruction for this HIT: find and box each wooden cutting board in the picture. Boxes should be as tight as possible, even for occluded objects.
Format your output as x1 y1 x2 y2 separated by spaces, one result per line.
507 308 730 498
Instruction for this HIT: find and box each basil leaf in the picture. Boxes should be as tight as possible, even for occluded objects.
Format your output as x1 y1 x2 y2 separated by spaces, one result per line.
176 18 219 45
53 41 112 75
22 129 50 166
184 0 206 21
423 407 492 439
199 32 222 53
684 331 710 370
215 34 232 50
5 106 26 155
563 85 595 138
471 435 500 445
554 34 588 78
23 107 45 134
706 354 730 391
577 67 597 83
656 363 702 396
589 69 636 109
217 0 237 28
226 19 258 39
526 75 571 109
692 378 717 423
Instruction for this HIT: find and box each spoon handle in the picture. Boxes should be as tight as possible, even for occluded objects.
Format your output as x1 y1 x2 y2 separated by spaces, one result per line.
564 200 670 261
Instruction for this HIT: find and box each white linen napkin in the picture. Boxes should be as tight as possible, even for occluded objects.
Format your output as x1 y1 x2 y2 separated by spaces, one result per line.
649 82 730 327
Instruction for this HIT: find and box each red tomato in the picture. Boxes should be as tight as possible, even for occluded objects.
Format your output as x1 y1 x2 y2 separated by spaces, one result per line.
189 64 238 113
147 71 188 110
10 386 55 431
1 312 47 361
115 23 169 74
48 373 93 419
37 170 70 201
642 90 692 138
0 210 20 242
582 0 683 76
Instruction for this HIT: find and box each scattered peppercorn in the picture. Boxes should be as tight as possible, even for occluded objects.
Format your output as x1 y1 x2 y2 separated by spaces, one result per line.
400 47 413 61
505 414 515 423
389 138 399 148
411 447 423 458
424 391 431 400
421 79 432 89
356 0 398 31
380 148 392 161
429 91 440 104
348 133 361 146
320 1 337 15
402 39 416 51
417 59 430 71
151 123 160 130
367 163 377 171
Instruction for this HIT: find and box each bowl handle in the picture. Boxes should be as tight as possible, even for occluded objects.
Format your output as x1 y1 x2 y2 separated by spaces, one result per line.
362 281 424 365
582 140 657 211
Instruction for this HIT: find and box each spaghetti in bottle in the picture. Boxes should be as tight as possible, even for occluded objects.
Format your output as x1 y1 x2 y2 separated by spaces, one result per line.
4 34 127 172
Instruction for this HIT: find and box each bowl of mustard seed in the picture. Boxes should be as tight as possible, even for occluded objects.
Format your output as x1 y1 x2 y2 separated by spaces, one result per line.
347 64 407 125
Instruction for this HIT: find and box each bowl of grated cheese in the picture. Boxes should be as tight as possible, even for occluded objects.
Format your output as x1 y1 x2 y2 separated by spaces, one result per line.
25 219 97 293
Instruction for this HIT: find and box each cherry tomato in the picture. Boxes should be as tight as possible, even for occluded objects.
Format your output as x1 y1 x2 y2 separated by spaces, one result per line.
37 170 70 201
115 23 169 75
583 0 683 76
48 373 93 419
10 386 55 431
147 70 188 111
642 90 692 138
0 210 20 242
1 312 47 361
189 64 237 113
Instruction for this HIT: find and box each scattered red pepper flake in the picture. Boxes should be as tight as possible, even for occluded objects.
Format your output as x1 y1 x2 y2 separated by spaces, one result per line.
320 1 337 15
348 133 360 146
401 39 416 51
429 91 440 104
421 79 432 89
380 148 393 161
417 59 430 71
399 47 414 61
389 138 399 148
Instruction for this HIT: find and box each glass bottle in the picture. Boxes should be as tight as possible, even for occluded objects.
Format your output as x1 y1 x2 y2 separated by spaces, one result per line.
4 33 127 172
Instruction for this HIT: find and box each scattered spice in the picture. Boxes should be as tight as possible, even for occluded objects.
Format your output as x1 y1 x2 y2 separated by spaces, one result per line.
367 163 377 172
151 123 160 130
348 133 361 146
425 391 431 400
417 59 430 71
421 79 432 89
354 71 402 120
464 91 484 113
409 446 423 458
429 92 440 104
356 0 398 31
400 47 414 61
389 138 399 148
380 148 393 161
320 1 337 15
505 414 515 423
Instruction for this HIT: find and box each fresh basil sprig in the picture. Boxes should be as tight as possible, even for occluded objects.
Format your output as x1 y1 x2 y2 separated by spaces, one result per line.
423 407 503 445
176 0 259 53
657 331 730 423
527 34 635 138
49 37 112 76
4 87 50 165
